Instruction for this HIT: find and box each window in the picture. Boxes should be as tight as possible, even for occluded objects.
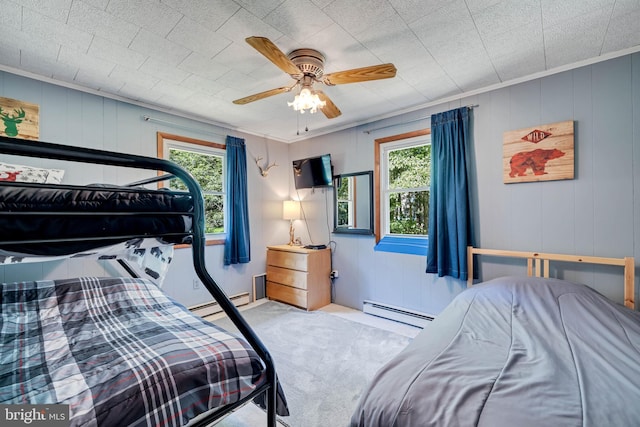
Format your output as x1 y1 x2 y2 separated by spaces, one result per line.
374 129 431 254
157 132 226 244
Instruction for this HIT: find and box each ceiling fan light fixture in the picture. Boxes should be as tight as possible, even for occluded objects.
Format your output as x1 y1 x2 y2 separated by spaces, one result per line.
236 37 395 120
288 87 326 114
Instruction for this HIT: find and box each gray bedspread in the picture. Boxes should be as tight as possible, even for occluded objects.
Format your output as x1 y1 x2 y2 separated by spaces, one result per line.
351 276 640 427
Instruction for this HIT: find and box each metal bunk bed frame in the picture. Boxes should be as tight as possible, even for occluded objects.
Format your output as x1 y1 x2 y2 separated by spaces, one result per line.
0 135 278 427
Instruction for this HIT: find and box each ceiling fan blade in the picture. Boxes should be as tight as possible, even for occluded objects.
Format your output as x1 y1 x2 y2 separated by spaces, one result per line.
245 36 301 76
315 90 341 119
233 85 295 105
322 63 397 85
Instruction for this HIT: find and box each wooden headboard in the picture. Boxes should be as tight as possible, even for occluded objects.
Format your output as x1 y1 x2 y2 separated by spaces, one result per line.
467 246 636 310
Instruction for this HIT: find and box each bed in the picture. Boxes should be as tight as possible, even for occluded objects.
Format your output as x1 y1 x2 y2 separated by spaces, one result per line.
0 135 288 426
351 246 639 427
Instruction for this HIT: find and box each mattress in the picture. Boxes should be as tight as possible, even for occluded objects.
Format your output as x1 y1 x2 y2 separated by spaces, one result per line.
0 182 193 255
351 276 640 427
0 276 286 427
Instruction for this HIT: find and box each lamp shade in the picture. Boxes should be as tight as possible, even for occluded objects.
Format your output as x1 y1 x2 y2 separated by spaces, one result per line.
282 200 301 220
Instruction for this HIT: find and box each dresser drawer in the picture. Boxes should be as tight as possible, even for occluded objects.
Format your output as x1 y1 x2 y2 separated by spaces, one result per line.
267 249 308 271
266 265 308 290
266 281 308 309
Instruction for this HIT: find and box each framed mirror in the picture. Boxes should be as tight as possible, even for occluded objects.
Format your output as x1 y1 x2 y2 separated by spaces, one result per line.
333 171 374 235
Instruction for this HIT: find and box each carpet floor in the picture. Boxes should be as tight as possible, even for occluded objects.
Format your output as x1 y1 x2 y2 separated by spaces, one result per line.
212 301 414 427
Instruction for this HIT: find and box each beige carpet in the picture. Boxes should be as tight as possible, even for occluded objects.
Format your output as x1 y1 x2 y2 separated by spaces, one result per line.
215 403 285 426
211 301 417 427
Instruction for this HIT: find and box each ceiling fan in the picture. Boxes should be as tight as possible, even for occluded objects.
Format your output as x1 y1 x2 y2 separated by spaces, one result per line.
232 36 397 119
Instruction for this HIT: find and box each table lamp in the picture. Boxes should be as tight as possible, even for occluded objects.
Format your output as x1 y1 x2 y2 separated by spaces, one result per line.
282 200 301 245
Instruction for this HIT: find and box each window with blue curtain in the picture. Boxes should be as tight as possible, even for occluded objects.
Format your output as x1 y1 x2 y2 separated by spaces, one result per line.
426 106 474 280
224 136 251 265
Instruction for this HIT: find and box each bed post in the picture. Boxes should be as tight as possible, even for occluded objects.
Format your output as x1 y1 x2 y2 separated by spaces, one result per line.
624 257 635 310
467 246 474 288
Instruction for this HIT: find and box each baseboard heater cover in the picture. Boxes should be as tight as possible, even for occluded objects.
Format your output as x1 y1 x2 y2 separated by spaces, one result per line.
362 300 434 328
189 292 250 319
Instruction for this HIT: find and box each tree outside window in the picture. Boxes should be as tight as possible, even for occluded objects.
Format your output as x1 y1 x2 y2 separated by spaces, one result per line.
157 133 226 241
387 143 431 235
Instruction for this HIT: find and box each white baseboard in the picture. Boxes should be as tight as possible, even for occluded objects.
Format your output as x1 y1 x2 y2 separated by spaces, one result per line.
189 292 250 319
362 300 434 329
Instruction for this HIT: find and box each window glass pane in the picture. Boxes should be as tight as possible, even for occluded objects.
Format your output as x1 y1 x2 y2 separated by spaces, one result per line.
169 148 223 192
158 133 226 240
336 177 354 227
389 190 429 235
337 201 351 227
388 144 431 189
167 146 224 235
337 176 350 199
204 194 224 234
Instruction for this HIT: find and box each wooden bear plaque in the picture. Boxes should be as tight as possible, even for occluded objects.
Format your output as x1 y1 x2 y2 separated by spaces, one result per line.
503 120 574 184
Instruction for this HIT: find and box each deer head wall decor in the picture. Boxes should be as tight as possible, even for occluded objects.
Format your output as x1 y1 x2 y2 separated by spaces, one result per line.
255 157 278 177
0 107 26 137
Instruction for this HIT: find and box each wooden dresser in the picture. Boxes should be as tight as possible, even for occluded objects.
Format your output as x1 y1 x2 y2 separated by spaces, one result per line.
266 245 331 310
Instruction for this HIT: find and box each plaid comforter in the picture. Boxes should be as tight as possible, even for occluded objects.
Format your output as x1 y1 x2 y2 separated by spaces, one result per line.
0 277 268 426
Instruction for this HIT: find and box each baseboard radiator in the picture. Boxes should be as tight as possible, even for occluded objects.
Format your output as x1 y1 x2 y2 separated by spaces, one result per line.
362 300 434 328
189 292 250 320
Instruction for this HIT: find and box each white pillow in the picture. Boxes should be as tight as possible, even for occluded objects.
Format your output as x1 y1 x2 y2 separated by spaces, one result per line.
0 162 65 184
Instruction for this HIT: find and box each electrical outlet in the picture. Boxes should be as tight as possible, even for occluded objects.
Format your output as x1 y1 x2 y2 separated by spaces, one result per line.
192 279 200 290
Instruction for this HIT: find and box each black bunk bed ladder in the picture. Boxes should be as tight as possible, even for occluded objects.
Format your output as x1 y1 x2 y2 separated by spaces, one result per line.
0 135 279 427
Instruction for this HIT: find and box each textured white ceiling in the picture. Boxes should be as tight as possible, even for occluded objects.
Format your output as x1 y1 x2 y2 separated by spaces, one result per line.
1 0 639 142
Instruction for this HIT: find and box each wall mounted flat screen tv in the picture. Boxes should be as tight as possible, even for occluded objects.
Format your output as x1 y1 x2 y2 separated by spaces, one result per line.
292 154 333 189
